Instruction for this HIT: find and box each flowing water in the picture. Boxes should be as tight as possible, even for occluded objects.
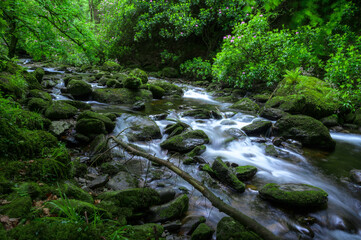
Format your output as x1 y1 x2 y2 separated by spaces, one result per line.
28 65 361 239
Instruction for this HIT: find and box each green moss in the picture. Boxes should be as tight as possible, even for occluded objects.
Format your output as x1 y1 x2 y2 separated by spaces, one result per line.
28 97 49 113
33 68 45 82
252 93 270 103
59 183 93 203
124 223 164 240
106 78 122 88
45 101 78 120
148 84 165 99
97 188 160 211
29 89 52 102
151 80 183 96
235 165 257 181
23 72 43 90
102 61 122 72
130 68 148 84
155 194 189 221
216 217 262 240
191 223 214 240
230 98 260 114
16 182 42 199
160 130 209 153
78 110 115 133
96 201 131 222
67 80 92 98
241 121 272 136
93 88 152 104
60 100 91 110
8 221 101 240
76 118 106 137
187 145 206 158
0 194 32 218
259 183 328 209
212 157 245 193
123 75 142 89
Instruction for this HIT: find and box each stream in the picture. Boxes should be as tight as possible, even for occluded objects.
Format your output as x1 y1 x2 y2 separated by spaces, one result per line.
22 60 361 240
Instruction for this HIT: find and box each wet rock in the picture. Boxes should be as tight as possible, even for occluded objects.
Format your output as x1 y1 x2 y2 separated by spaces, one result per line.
163 220 182 232
60 100 91 110
148 84 165 99
224 128 247 139
106 171 138 190
93 88 152 104
123 75 142 89
157 188 176 204
259 183 328 209
132 101 145 111
242 120 272 136
160 130 209 153
76 118 106 137
235 165 257 181
216 217 262 240
130 68 148 84
211 157 245 193
187 145 206 158
350 169 361 184
45 101 78 120
220 120 237 125
230 98 260 114
67 80 92 99
88 174 109 189
33 67 45 82
27 97 49 113
165 122 190 138
121 114 162 141
78 110 115 133
320 115 339 128
183 109 222 119
148 194 189 223
101 61 121 72
260 107 287 120
183 216 206 235
191 223 214 240
152 113 168 120
274 115 336 151
100 162 125 176
106 78 122 88
49 119 75 136
265 144 279 157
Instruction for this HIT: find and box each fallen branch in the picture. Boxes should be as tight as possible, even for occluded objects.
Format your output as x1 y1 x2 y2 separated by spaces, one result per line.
111 136 280 240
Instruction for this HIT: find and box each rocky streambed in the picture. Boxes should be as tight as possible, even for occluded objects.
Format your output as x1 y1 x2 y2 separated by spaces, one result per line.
8 59 361 240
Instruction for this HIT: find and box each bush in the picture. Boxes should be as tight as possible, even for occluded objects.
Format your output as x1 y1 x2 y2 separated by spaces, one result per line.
180 57 212 81
212 14 319 90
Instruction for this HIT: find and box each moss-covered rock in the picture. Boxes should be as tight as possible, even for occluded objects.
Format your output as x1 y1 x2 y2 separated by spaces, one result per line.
60 100 91 110
75 118 107 137
211 157 245 193
151 80 183 96
92 88 152 104
130 68 148 84
148 84 165 99
187 145 206 158
67 80 92 99
183 109 222 119
259 183 328 210
124 223 164 240
102 61 122 72
164 122 190 138
59 183 93 203
191 223 214 240
106 78 122 88
260 107 287 120
23 72 43 90
28 89 52 102
106 171 138 191
9 221 100 240
78 110 115 133
265 144 279 157
230 98 260 114
33 68 45 82
96 201 130 222
161 67 179 78
160 130 209 153
123 76 142 89
265 76 340 119
148 194 189 222
235 165 257 181
216 217 262 240
119 114 161 141
45 101 78 120
97 188 161 211
27 97 50 113
274 115 336 150
241 120 272 136
320 115 339 128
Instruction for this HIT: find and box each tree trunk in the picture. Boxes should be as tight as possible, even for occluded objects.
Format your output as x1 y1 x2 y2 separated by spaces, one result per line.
111 136 280 240
8 22 18 59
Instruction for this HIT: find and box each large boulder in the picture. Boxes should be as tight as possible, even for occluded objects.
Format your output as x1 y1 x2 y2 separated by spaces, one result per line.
148 84 165 99
216 217 262 240
123 75 142 89
151 80 183 96
274 115 336 150
92 88 152 104
67 80 92 99
77 110 115 133
44 101 78 120
183 109 222 119
75 118 107 137
106 171 139 190
259 183 328 210
230 98 260 114
130 68 148 84
211 157 245 193
148 194 189 223
120 114 162 141
160 130 209 153
265 76 339 119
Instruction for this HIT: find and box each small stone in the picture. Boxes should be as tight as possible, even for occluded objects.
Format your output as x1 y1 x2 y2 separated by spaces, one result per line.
350 169 361 184
88 174 109 189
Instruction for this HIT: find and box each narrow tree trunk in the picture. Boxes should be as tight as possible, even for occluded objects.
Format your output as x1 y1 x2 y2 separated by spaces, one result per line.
111 136 280 240
8 22 18 59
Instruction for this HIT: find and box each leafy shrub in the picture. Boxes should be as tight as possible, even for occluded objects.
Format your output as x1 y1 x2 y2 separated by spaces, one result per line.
212 14 319 90
180 57 212 81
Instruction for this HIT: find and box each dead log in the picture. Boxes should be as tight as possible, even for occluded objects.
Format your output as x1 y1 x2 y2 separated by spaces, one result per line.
111 136 280 240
